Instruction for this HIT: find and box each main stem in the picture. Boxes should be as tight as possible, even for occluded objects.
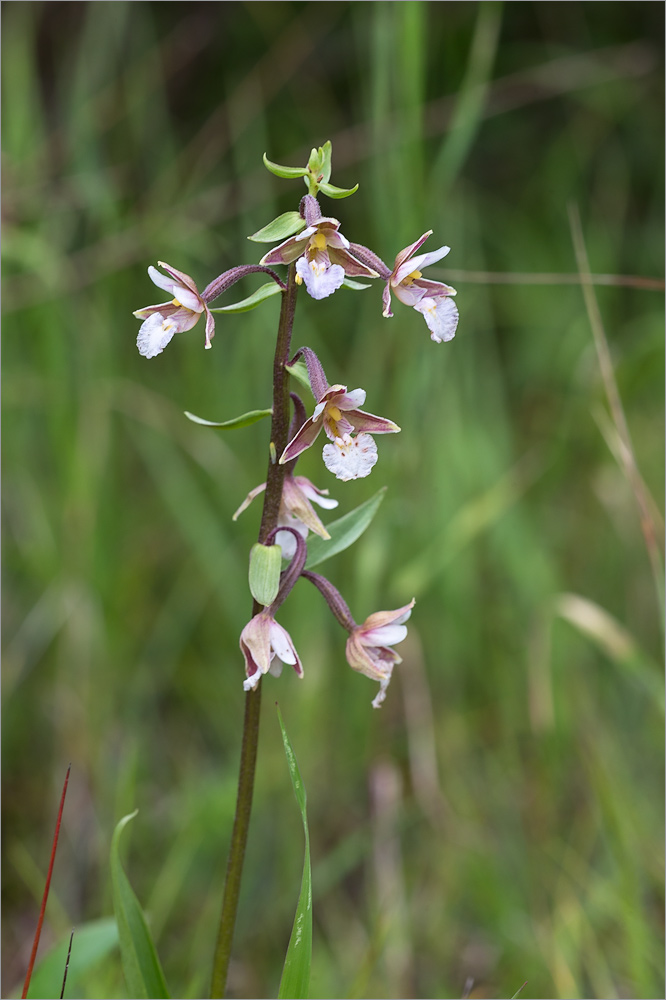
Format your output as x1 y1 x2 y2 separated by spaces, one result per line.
210 263 298 999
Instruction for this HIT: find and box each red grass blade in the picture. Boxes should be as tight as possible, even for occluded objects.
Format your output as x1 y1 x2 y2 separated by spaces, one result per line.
21 763 71 1000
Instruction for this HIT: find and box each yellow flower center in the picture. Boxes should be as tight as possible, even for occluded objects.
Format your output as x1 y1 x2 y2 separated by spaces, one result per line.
403 269 423 285
327 405 342 422
172 298 182 307
311 232 328 250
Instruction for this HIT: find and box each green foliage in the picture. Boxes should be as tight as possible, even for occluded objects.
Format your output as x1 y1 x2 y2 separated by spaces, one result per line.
111 813 170 999
277 708 312 1000
305 488 387 569
249 543 282 606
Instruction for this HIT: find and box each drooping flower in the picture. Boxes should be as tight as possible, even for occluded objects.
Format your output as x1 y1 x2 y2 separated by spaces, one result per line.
383 231 459 343
240 609 304 691
134 262 214 357
280 384 399 481
233 474 338 559
345 599 415 708
260 207 378 300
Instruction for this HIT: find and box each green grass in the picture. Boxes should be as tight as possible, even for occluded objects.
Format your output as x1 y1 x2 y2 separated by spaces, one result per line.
3 3 664 998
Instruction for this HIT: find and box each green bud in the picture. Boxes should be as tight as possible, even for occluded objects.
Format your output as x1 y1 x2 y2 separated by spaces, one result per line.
249 543 282 606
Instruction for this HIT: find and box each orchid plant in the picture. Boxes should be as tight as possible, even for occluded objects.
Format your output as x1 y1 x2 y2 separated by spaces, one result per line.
133 141 458 998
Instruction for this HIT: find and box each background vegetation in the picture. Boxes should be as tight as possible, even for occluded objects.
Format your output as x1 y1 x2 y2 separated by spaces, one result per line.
3 2 664 998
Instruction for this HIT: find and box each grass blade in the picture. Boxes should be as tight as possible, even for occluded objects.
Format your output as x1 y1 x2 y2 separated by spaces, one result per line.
111 812 170 999
277 708 312 1000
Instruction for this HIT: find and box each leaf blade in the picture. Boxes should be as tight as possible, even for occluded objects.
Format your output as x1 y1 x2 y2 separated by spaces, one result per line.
111 812 170 1000
305 487 387 569
263 153 309 180
184 408 272 430
210 282 283 313
248 212 305 243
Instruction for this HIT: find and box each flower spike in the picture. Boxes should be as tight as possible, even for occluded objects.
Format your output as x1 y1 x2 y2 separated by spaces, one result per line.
384 231 459 343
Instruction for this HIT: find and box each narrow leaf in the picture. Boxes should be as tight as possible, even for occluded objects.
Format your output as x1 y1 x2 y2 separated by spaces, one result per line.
184 408 272 430
341 277 372 290
249 543 282 606
319 141 332 184
318 181 359 199
277 708 312 1000
305 487 386 569
211 282 283 313
111 812 170 1000
263 153 308 180
248 212 306 243
17 919 118 1000
285 360 312 395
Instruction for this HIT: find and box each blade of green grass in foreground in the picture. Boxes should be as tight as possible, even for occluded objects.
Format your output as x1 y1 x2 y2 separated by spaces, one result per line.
184 408 272 429
277 708 312 1000
111 812 170 999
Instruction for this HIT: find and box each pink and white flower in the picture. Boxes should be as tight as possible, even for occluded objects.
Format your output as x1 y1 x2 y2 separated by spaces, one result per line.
240 609 304 691
260 216 378 300
233 475 338 559
134 262 215 357
383 232 459 343
280 384 399 481
345 599 415 708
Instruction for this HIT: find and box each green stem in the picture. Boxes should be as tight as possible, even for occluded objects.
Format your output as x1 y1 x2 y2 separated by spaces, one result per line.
210 263 299 999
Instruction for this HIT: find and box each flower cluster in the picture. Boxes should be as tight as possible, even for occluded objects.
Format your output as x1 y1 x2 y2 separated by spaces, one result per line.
134 142 451 707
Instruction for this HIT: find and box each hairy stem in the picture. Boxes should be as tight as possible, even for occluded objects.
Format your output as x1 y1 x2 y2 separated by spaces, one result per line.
210 263 298 999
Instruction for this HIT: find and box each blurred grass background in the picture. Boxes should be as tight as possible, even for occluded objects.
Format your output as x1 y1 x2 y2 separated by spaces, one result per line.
2 2 664 998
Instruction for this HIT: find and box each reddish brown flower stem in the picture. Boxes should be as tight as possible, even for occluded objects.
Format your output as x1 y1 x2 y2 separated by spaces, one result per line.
210 263 298 999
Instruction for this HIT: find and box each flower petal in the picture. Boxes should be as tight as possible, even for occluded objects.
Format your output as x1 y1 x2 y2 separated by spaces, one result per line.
414 296 459 343
296 256 345 299
280 415 324 464
362 623 408 646
382 282 393 318
327 246 379 278
259 228 316 265
393 231 433 272
232 482 267 520
346 408 401 435
136 313 177 358
394 245 450 285
336 388 366 410
322 433 378 481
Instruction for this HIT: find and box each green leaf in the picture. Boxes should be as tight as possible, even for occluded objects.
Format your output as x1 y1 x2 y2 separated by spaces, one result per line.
285 360 312 395
249 543 282 606
111 812 170 999
248 212 306 243
184 408 272 430
18 919 118 1000
277 708 312 1000
263 153 308 180
318 180 359 199
210 282 283 313
305 487 386 569
341 277 372 290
